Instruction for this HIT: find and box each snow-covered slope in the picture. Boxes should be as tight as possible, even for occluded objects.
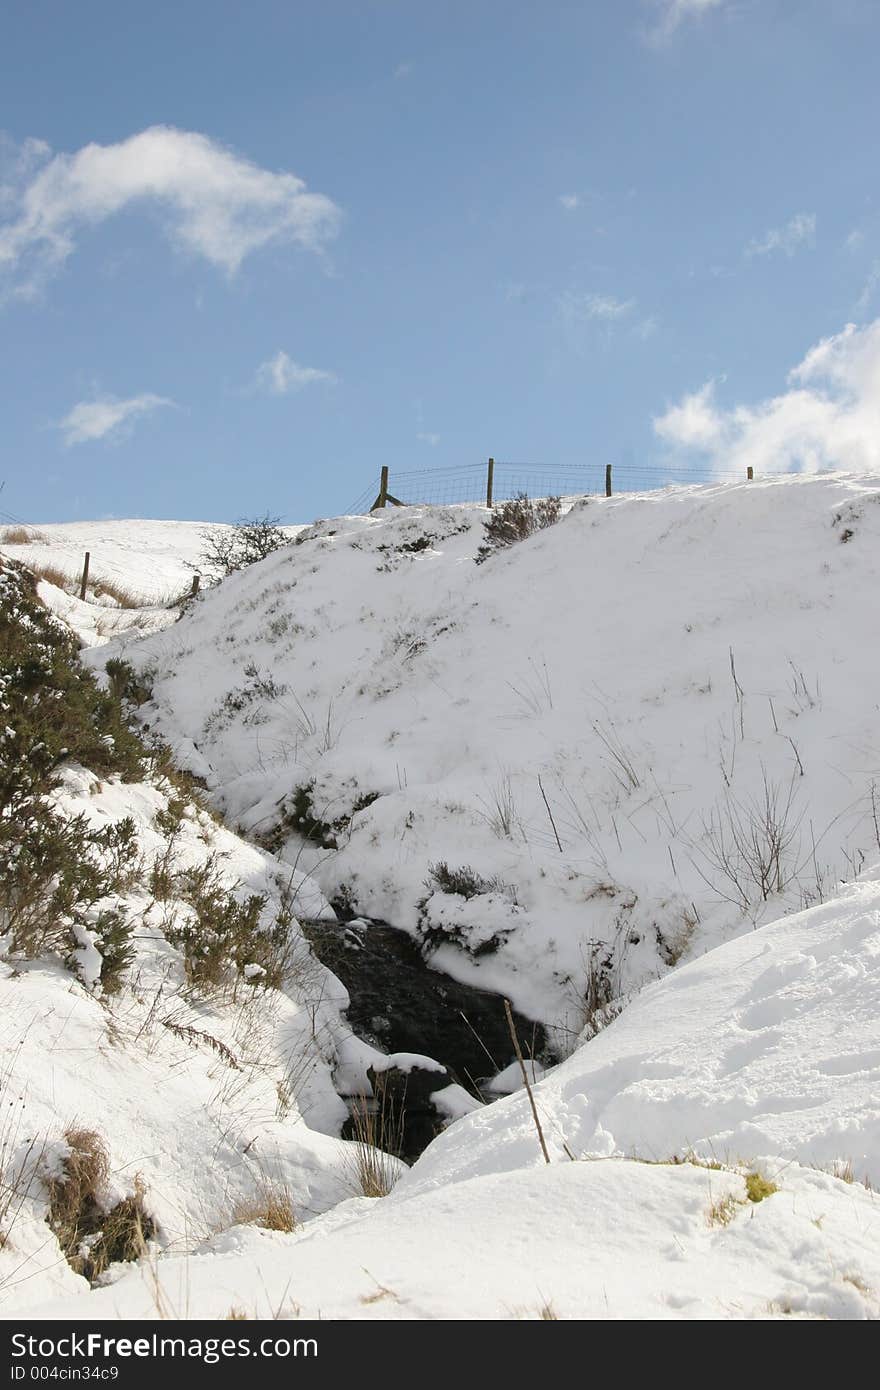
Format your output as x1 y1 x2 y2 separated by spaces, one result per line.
102 475 880 1032
0 521 232 604
24 880 880 1320
6 478 880 1321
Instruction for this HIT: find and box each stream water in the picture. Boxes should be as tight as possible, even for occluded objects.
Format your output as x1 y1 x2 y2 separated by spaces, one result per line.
302 917 546 1160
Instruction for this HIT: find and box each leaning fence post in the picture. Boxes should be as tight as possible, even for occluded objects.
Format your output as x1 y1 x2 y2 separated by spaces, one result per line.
79 551 90 600
747 466 754 481
486 457 495 508
605 464 612 498
190 574 201 597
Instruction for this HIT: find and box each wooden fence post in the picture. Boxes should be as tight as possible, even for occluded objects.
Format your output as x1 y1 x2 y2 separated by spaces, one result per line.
190 574 201 597
605 464 612 498
79 551 90 600
486 457 495 508
747 466 754 481
369 465 404 510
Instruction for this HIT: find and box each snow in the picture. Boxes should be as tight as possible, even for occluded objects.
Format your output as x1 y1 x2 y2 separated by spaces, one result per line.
21 1160 880 1320
100 475 880 1033
4 475 880 1320
400 875 880 1193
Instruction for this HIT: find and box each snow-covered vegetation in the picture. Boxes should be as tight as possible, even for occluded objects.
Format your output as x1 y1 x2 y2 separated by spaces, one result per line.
1 474 879 1319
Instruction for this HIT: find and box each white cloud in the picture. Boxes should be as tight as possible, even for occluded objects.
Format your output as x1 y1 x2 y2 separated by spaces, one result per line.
654 380 723 448
646 0 726 42
746 212 816 259
560 290 636 322
253 350 337 395
845 228 865 253
394 62 413 79
653 319 880 475
0 126 340 294
856 261 880 315
57 393 173 447
559 194 580 211
417 431 440 446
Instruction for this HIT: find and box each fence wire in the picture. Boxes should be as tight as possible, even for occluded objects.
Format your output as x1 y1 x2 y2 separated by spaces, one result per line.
346 460 751 514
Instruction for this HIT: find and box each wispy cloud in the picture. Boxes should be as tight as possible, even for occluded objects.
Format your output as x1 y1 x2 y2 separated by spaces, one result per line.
856 262 880 315
645 0 726 43
57 393 173 447
845 228 865 253
653 319 880 475
417 431 440 446
559 290 636 322
745 212 816 259
0 126 340 296
558 194 580 211
253 350 338 396
394 61 413 79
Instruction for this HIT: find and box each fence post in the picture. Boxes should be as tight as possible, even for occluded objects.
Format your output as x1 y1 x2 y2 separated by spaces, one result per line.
486 457 495 509
79 551 90 600
190 574 201 597
605 464 612 498
747 466 754 481
369 467 389 510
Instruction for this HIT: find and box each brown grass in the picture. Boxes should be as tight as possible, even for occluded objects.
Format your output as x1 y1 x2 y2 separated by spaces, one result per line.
29 562 74 592
345 1095 405 1198
46 1128 153 1280
1 527 47 545
27 561 149 609
233 1182 296 1233
826 1159 875 1191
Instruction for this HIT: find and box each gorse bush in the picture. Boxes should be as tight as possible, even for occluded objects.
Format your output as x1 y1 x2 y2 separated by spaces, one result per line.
0 810 139 983
427 862 505 900
475 493 561 564
0 559 144 988
162 855 291 991
0 561 144 814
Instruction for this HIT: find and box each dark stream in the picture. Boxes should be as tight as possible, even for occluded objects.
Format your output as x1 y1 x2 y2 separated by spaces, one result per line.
302 918 546 1160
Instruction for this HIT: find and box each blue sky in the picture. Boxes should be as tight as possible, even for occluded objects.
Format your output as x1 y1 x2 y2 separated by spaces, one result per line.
2 0 880 523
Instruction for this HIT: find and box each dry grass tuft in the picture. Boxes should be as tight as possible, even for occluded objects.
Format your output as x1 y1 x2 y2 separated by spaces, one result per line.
826 1159 874 1191
707 1193 741 1227
233 1183 296 1233
1 527 47 545
27 561 150 609
30 562 74 592
345 1095 405 1199
46 1129 153 1280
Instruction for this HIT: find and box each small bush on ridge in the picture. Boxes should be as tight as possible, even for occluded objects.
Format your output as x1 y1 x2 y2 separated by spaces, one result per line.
475 493 561 564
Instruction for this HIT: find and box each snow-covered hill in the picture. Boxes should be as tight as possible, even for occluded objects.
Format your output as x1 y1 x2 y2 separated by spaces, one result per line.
0 521 233 604
102 475 880 1033
4 476 880 1321
25 881 880 1320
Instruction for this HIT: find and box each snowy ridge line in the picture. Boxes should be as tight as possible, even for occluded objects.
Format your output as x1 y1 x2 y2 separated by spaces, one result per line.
346 459 789 513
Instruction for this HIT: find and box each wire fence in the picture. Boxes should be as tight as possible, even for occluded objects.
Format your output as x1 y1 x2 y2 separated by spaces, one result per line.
345 459 753 514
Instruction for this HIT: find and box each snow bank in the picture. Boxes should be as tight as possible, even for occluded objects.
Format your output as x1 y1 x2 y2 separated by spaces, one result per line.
401 876 880 1193
104 476 880 1028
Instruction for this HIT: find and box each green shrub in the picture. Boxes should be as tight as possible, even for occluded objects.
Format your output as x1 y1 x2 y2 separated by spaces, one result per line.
163 856 291 991
0 559 144 989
